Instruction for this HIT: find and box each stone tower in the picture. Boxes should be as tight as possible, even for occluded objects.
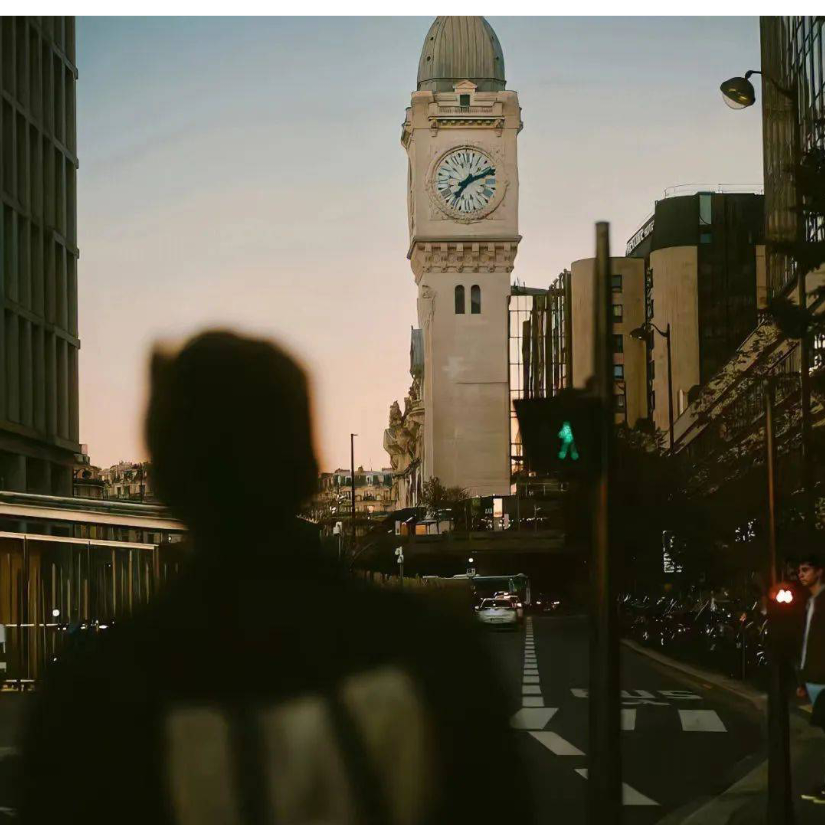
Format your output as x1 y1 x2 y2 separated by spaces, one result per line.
403 16 521 496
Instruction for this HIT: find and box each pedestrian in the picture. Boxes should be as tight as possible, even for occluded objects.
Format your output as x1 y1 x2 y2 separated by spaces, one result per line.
796 554 825 804
18 330 530 825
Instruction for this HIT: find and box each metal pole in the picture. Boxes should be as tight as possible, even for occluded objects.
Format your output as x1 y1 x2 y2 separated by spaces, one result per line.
764 378 793 825
588 222 621 824
350 433 357 561
666 324 675 455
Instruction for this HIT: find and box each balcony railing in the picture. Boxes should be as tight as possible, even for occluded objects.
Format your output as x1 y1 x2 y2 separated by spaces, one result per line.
437 106 494 115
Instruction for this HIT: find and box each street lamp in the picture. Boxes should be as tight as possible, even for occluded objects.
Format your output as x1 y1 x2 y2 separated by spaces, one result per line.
630 322 674 454
719 70 759 109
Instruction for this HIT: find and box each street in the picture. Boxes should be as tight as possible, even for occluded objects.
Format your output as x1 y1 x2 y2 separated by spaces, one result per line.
487 615 764 823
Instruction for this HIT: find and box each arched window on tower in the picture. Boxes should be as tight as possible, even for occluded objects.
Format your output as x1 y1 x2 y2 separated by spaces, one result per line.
455 285 465 314
471 285 481 314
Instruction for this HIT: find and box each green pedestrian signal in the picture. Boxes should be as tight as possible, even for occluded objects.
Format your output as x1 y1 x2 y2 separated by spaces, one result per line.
514 390 602 478
557 421 579 461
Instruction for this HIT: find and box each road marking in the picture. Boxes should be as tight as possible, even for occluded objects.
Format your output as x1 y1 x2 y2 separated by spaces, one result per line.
523 675 541 684
522 685 542 695
621 709 636 730
621 690 655 699
659 690 701 701
530 731 584 756
522 697 545 707
575 769 659 806
679 710 726 732
510 708 557 730
524 668 539 675
571 688 588 698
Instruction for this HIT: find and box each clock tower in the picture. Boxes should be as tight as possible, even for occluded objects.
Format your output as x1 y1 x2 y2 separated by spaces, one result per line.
403 16 521 496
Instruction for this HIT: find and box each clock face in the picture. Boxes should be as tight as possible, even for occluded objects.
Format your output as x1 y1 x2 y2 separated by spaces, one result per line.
434 148 497 215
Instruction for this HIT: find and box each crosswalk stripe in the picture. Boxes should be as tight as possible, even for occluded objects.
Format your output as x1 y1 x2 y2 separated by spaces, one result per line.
621 709 636 731
510 707 557 729
524 668 539 675
522 697 544 707
530 731 584 756
575 769 659 806
522 685 542 694
679 710 726 732
523 675 541 684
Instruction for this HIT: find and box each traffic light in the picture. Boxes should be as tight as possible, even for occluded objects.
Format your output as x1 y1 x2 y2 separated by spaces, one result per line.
515 390 603 478
766 581 804 657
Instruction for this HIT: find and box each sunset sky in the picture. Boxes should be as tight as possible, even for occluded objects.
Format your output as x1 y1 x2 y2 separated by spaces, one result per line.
76 16 762 472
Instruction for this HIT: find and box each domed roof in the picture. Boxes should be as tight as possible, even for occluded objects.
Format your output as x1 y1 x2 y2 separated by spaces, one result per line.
417 17 505 93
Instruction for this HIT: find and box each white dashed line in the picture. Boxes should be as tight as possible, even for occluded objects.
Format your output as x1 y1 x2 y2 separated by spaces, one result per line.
530 731 584 756
574 769 659 806
678 710 727 732
510 707 557 730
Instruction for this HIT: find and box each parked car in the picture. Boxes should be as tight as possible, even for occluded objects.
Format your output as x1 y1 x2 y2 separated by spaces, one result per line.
475 598 519 630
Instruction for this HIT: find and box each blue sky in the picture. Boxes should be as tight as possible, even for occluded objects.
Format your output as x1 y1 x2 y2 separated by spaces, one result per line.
76 16 763 470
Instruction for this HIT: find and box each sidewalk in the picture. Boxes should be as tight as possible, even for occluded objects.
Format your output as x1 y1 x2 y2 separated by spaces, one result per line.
623 640 825 824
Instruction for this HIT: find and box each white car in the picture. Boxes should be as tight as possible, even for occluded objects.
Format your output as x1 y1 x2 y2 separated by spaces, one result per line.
475 598 519 630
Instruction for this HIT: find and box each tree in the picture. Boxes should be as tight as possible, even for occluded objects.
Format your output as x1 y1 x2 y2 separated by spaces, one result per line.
421 477 468 516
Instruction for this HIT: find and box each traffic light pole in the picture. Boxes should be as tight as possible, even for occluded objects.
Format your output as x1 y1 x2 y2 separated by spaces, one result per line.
764 378 793 825
588 222 622 825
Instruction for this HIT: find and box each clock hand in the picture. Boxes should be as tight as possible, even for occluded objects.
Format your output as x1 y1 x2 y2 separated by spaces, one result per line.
455 167 496 198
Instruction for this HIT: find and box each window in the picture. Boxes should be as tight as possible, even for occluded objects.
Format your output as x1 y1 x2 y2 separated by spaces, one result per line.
611 274 623 292
699 193 712 226
700 232 712 244
455 285 465 314
459 94 471 107
471 284 481 314
612 304 623 321
613 364 624 379
613 334 623 353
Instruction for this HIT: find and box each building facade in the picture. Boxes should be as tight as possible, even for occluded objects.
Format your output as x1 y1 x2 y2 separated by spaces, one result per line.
667 18 825 549
401 16 521 497
508 280 571 485
309 467 394 527
569 257 648 428
101 460 155 502
72 445 104 499
0 17 80 495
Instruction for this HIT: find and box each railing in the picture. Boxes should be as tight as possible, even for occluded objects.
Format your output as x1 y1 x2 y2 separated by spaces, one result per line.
437 106 495 115
662 183 764 198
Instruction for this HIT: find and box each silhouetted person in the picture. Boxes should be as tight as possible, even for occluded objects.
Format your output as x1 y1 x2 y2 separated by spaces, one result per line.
19 331 529 825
